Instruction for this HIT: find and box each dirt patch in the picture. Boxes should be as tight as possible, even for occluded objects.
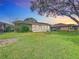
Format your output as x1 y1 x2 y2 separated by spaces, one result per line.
0 38 16 47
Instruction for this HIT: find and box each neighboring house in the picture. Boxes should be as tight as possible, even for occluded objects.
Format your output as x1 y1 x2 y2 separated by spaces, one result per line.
0 22 13 33
25 22 51 32
0 22 6 32
51 23 69 31
51 23 78 31
67 24 78 31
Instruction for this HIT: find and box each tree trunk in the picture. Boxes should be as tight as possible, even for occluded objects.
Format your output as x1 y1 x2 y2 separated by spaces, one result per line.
67 15 79 25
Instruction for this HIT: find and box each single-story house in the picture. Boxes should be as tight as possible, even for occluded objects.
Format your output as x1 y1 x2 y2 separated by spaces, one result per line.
51 23 79 31
0 22 6 32
14 19 51 32
0 22 13 33
25 22 51 32
23 18 51 32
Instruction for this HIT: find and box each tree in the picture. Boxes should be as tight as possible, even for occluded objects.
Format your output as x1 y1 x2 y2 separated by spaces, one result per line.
13 20 24 25
5 25 14 32
31 0 79 25
13 20 30 32
16 24 29 32
24 18 37 23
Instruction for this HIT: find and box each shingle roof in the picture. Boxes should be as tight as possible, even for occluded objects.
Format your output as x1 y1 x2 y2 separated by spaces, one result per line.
25 22 51 26
52 23 78 27
0 22 6 25
52 23 68 27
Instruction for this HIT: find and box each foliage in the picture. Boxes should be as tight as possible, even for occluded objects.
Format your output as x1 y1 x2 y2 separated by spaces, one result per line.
31 0 79 24
24 18 37 23
13 18 37 32
13 20 24 25
13 20 30 32
5 25 14 32
15 24 29 32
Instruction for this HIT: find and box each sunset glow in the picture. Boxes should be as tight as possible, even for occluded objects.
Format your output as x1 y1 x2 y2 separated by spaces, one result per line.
43 16 78 25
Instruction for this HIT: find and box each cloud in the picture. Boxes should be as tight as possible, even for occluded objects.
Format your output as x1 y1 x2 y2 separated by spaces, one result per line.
42 16 78 25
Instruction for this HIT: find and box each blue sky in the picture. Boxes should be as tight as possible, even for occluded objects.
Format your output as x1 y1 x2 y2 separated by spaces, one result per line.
0 0 46 23
0 0 78 24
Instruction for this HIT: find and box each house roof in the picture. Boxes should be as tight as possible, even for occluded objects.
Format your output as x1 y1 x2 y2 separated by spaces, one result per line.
0 22 6 25
0 22 13 27
52 23 68 27
25 22 51 26
52 23 78 27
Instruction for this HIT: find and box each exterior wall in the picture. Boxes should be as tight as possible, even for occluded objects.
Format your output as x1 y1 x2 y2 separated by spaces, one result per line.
51 26 75 31
77 27 79 31
60 27 75 31
0 24 5 32
32 25 50 32
60 27 69 31
26 24 32 32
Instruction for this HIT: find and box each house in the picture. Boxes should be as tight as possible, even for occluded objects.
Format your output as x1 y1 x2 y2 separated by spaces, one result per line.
0 22 6 32
31 22 51 32
14 19 51 32
24 18 51 32
67 24 78 31
51 23 69 31
25 22 51 32
51 23 79 31
0 22 13 33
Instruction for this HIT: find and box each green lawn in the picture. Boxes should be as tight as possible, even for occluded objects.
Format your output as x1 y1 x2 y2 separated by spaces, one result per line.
0 32 79 59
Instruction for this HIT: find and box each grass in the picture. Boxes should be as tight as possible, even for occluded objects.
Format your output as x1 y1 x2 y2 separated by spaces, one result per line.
0 32 79 59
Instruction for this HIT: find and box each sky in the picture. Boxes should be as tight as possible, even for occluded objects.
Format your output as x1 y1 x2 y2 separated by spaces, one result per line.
0 0 46 22
0 0 78 24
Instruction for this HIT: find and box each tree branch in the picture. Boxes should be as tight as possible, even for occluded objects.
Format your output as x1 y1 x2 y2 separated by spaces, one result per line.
67 15 79 25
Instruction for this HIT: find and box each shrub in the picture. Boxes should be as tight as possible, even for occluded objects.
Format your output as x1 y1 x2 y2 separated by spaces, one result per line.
5 25 14 32
15 24 29 32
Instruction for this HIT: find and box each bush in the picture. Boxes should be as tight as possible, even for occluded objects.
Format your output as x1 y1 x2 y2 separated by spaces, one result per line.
5 26 14 32
15 24 29 32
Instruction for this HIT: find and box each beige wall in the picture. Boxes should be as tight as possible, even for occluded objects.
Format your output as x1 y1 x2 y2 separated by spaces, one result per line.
60 27 69 31
60 27 75 31
32 25 50 32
